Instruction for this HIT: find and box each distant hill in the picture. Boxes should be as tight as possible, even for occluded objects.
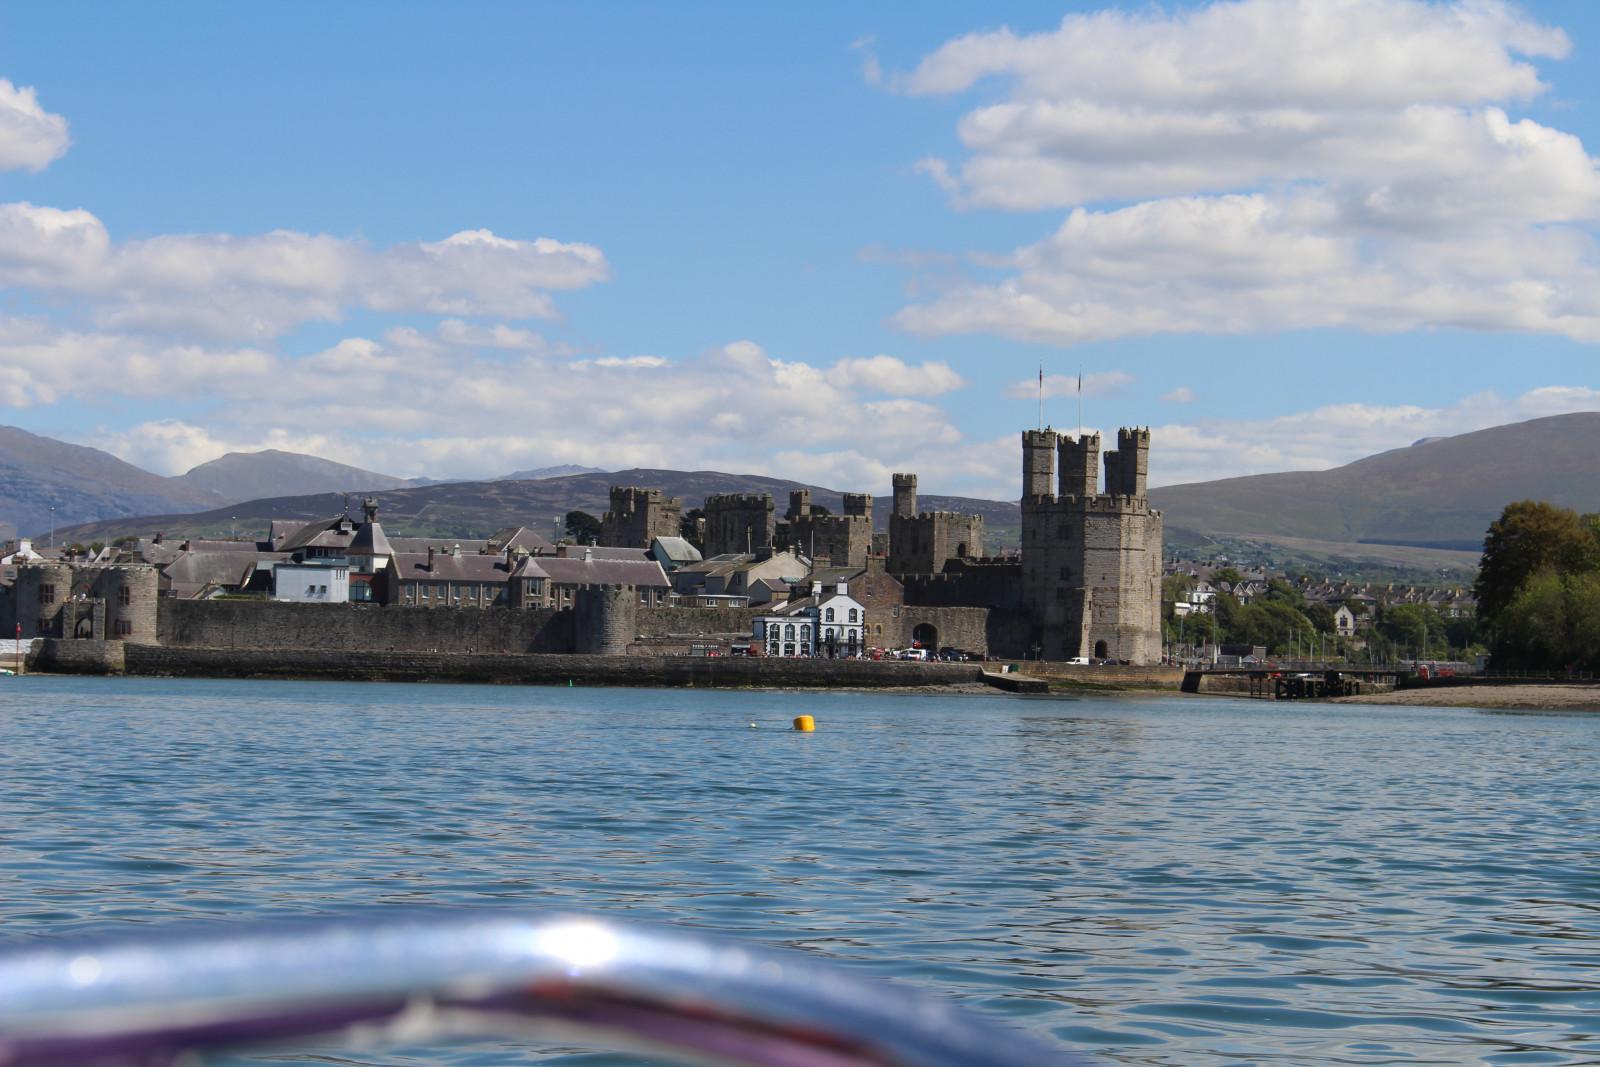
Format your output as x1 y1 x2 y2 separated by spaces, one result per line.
498 464 608 481
52 468 1023 548
0 425 218 538
1151 412 1600 551
174 449 414 503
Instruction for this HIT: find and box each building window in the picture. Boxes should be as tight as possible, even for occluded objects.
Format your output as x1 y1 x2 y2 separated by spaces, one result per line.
848 608 858 622
1059 567 1070 581
38 584 55 604
115 619 132 637
825 607 835 621
319 585 328 595
119 586 132 606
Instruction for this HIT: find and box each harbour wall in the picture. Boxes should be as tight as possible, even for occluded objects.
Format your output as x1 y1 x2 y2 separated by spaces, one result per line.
35 640 988 689
155 600 762 654
1015 661 1184 689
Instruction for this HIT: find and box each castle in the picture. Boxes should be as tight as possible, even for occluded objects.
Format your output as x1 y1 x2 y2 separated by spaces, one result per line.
1 425 1162 665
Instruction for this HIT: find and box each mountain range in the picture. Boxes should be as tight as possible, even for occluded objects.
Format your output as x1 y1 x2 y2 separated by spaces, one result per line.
14 413 1600 574
1148 412 1600 552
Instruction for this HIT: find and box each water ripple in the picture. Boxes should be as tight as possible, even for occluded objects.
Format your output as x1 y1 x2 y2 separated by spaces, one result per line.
0 678 1596 1065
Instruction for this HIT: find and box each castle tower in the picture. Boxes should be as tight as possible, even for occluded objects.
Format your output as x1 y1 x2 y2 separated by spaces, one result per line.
1111 427 1150 497
601 486 683 548
14 561 73 638
1058 432 1100 499
892 474 917 519
1019 426 1162 664
703 493 775 556
842 492 873 518
97 565 160 644
574 585 637 655
787 489 811 522
1022 430 1057 500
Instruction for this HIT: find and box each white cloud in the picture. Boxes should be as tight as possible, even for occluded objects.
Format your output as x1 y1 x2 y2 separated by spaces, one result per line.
827 354 966 396
0 202 610 339
587 355 670 369
1003 369 1132 399
0 79 69 171
1162 386 1196 404
888 0 1600 346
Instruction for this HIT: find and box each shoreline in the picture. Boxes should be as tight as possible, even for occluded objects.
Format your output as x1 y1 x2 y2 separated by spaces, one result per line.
1333 684 1600 710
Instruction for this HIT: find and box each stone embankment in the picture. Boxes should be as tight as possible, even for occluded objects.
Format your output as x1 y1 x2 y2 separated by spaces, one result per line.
28 640 993 689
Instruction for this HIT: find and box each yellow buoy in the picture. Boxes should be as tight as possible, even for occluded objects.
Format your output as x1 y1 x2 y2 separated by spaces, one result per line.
793 714 815 732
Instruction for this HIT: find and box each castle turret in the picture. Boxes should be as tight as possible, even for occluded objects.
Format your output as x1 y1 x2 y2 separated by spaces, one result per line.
787 489 811 521
892 474 918 519
1021 430 1057 500
1058 432 1099 499
1112 427 1150 497
842 492 873 518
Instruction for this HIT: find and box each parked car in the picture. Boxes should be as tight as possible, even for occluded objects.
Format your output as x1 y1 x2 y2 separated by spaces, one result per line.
897 648 928 661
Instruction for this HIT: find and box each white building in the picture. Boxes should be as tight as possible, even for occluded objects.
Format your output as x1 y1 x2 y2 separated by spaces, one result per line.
753 580 866 658
1334 604 1358 637
273 559 351 603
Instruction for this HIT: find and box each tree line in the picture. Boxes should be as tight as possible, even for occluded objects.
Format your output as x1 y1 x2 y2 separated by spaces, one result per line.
1163 569 1480 662
1473 501 1600 673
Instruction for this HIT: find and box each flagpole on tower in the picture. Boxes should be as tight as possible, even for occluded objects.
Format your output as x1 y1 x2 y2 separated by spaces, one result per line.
1077 365 1084 437
1038 362 1044 430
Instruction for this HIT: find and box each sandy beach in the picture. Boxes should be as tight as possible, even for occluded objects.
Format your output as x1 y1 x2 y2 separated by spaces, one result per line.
1336 685 1600 710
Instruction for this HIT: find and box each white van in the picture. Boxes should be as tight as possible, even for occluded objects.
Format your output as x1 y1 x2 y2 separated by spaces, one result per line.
898 648 929 661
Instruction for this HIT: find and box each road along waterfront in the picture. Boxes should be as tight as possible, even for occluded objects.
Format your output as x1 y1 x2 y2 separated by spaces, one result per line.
0 676 1595 1064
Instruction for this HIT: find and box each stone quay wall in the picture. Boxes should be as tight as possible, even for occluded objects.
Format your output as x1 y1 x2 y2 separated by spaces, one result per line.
1013 661 1184 689
158 599 574 653
77 644 988 689
156 600 766 655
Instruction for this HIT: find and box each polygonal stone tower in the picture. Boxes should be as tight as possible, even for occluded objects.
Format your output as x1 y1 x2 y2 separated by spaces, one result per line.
1019 427 1161 663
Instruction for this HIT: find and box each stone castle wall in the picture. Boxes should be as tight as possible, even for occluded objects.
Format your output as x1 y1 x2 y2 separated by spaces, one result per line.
888 512 985 576
159 599 574 652
156 598 763 656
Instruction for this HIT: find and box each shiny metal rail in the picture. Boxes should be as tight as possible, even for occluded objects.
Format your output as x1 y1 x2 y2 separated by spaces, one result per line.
0 911 1085 1067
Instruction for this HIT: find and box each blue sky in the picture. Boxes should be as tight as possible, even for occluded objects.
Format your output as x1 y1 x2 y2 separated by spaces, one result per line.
0 1 1596 498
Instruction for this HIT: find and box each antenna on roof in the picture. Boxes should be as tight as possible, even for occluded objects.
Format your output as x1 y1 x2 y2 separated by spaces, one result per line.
1077 365 1084 437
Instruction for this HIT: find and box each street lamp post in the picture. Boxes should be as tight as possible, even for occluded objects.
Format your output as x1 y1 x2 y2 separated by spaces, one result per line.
48 506 55 551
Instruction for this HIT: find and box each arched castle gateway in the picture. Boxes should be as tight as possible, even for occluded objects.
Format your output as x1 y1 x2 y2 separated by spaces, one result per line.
1019 428 1162 663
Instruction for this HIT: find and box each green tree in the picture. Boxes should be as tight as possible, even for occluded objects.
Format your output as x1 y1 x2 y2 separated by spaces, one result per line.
1211 567 1244 587
680 508 705 551
1474 501 1589 620
564 510 602 544
1305 601 1337 635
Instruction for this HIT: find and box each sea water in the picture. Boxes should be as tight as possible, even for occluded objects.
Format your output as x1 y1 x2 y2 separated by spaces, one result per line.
0 675 1596 1065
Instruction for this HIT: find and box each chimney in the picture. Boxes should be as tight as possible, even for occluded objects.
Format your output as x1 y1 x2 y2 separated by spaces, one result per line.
810 580 822 598
427 546 436 571
836 581 848 596
584 545 593 562
451 543 461 559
